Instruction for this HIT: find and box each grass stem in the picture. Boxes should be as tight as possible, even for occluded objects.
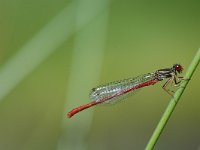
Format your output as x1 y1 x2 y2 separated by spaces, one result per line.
145 49 200 150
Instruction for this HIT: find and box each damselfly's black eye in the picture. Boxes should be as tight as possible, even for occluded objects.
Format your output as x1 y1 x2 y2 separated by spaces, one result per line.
173 64 183 73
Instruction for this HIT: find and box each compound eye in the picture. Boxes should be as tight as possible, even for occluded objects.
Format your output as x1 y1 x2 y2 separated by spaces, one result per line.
174 64 183 73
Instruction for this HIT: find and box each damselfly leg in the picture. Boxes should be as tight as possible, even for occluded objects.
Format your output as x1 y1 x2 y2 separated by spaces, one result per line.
162 77 175 96
162 75 189 96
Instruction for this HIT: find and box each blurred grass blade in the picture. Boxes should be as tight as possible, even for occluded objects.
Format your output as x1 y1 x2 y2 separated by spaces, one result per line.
0 0 110 101
0 1 77 100
145 48 200 150
56 0 110 150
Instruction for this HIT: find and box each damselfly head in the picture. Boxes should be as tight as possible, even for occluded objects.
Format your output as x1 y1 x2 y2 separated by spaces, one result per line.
173 64 183 73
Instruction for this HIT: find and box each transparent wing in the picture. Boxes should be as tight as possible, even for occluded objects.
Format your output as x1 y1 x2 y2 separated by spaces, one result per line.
89 73 156 104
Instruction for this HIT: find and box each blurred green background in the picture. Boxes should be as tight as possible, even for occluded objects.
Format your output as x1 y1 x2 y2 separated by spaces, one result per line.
0 0 200 150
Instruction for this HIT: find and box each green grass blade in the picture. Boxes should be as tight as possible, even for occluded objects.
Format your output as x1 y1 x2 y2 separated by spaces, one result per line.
145 49 200 150
56 1 110 150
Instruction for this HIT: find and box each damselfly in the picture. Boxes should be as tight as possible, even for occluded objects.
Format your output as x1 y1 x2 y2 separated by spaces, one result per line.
67 64 183 118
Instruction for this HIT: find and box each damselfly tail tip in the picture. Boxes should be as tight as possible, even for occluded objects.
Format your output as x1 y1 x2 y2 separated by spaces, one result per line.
66 112 73 118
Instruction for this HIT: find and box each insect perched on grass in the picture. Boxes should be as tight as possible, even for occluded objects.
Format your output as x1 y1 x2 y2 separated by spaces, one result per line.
67 64 183 118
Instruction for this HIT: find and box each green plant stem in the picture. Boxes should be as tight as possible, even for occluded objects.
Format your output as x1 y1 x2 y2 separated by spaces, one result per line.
145 49 200 150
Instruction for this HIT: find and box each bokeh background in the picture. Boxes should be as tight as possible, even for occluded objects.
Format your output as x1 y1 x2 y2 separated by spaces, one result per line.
0 0 200 150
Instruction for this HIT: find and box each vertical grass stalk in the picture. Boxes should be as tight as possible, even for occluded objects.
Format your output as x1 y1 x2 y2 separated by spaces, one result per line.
145 49 200 150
